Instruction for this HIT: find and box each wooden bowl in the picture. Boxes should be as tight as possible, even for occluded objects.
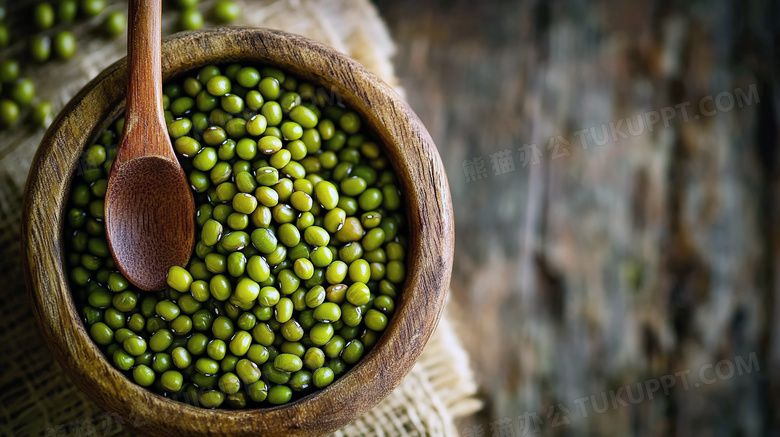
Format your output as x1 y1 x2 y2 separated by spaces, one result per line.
21 28 453 436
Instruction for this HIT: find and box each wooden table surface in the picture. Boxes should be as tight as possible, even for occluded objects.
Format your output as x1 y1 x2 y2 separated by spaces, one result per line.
374 0 778 435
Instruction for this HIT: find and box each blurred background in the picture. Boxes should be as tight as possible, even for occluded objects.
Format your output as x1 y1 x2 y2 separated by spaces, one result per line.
373 0 779 435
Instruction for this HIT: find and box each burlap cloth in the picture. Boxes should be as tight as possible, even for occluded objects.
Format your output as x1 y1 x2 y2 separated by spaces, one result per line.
0 0 481 435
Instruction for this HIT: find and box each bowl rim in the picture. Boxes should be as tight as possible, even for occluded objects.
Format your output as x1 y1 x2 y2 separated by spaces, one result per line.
21 27 453 436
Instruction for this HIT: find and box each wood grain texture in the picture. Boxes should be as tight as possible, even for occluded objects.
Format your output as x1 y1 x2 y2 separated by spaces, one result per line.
105 0 195 291
121 0 169 160
21 27 454 437
374 0 778 434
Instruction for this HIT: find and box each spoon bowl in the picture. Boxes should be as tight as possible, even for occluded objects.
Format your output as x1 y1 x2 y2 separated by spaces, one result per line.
21 28 453 436
105 155 194 291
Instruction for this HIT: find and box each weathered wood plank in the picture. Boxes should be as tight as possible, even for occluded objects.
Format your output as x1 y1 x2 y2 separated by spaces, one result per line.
375 0 778 434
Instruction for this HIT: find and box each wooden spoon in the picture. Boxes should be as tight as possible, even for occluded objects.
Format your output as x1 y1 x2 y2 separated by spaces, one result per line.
105 0 194 291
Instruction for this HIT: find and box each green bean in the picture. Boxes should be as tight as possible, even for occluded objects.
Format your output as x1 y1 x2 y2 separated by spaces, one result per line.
312 367 334 388
103 11 126 36
10 79 34 106
53 31 76 60
30 35 51 63
205 339 226 361
211 0 240 23
178 9 204 31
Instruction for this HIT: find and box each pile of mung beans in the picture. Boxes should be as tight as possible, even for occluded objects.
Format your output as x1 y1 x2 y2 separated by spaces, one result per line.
65 62 407 408
0 0 241 128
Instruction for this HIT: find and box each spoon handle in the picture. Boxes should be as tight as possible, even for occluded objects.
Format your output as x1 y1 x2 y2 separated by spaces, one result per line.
118 0 171 162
